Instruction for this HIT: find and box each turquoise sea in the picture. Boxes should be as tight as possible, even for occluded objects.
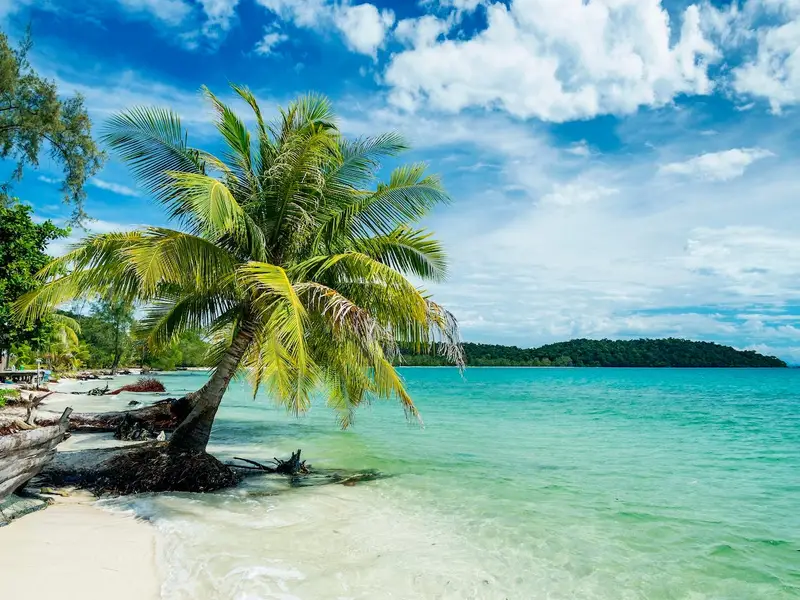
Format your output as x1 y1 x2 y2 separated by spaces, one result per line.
74 368 800 599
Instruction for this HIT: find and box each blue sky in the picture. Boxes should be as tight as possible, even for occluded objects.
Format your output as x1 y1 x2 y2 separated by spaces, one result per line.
3 0 800 361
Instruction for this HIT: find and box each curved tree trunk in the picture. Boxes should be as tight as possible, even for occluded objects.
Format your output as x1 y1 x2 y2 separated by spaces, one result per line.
168 326 255 453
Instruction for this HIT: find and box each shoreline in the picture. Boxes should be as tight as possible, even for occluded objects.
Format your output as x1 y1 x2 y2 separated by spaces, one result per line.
0 494 161 600
0 375 163 598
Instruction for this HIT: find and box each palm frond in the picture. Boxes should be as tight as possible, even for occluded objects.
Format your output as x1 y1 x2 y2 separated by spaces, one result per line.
101 107 205 208
316 163 449 244
348 227 448 282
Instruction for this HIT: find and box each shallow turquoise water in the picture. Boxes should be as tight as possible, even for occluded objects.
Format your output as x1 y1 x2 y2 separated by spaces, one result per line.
113 368 800 599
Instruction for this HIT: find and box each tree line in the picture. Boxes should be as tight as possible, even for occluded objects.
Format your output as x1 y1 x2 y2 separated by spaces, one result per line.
400 339 787 368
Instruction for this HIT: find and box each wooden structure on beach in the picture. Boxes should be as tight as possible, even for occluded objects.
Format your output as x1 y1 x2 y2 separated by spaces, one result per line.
0 408 72 501
0 370 45 385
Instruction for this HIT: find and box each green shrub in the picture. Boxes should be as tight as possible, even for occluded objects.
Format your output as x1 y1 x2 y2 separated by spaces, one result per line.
0 388 21 407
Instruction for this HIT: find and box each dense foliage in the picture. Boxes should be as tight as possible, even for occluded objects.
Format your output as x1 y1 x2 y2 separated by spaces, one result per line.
49 308 213 371
0 30 104 221
401 339 787 368
0 202 67 362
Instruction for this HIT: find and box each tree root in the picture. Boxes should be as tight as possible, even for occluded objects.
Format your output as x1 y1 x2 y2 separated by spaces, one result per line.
228 452 390 488
38 443 240 495
230 449 309 475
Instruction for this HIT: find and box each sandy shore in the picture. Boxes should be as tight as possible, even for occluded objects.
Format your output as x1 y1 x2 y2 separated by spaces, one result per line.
0 495 161 600
0 375 162 598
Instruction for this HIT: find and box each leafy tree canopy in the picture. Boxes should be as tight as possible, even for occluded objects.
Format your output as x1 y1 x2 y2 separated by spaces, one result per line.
0 201 67 355
0 29 104 221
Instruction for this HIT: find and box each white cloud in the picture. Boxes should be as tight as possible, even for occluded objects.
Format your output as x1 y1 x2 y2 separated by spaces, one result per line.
395 15 449 48
255 0 328 28
699 0 800 112
385 0 717 121
38 175 59 184
684 226 800 297
256 0 393 56
433 0 485 10
658 148 774 182
112 0 240 42
197 0 240 33
115 0 192 26
539 183 616 207
565 140 591 157
254 26 288 55
90 178 140 197
334 3 395 56
733 15 800 113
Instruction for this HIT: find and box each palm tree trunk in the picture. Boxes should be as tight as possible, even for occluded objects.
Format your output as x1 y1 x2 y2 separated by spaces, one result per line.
168 325 255 453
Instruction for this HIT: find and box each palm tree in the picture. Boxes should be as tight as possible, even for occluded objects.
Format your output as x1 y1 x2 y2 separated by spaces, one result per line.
15 86 463 453
43 313 84 371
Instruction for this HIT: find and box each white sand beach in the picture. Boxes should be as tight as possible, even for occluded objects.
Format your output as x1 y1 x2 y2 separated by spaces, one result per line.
0 495 161 600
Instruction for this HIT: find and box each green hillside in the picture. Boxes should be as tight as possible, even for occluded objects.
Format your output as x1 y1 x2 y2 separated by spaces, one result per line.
400 338 787 368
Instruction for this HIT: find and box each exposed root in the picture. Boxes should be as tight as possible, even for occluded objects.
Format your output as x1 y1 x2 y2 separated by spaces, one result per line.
39 444 240 495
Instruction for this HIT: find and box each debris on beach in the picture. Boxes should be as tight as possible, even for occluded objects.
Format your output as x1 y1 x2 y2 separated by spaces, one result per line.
0 408 73 503
38 397 191 435
115 413 160 441
39 443 241 495
110 377 166 395
231 449 310 475
228 452 388 488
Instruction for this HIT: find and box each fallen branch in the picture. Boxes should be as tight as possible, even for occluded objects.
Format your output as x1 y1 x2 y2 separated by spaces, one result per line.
230 450 310 476
37 397 191 434
232 456 276 472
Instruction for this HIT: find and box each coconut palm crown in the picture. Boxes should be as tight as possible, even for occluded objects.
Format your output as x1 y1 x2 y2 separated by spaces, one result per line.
15 85 464 452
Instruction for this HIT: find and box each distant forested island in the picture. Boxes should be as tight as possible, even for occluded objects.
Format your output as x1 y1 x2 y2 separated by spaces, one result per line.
400 338 787 368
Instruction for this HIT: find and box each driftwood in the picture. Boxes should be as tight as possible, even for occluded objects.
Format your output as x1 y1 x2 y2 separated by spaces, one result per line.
86 385 110 396
0 408 72 501
231 449 310 475
38 397 191 434
228 454 388 488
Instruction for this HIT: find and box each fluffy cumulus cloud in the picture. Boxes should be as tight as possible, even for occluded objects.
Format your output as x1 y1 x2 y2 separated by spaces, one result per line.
256 0 393 56
385 0 717 121
702 0 800 112
658 148 775 182
395 15 450 48
334 3 395 56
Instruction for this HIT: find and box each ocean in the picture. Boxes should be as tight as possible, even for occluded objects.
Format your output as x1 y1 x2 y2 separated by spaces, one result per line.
67 368 800 599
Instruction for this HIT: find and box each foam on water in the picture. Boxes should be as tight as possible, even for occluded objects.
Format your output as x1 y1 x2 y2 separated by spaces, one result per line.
96 368 799 599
